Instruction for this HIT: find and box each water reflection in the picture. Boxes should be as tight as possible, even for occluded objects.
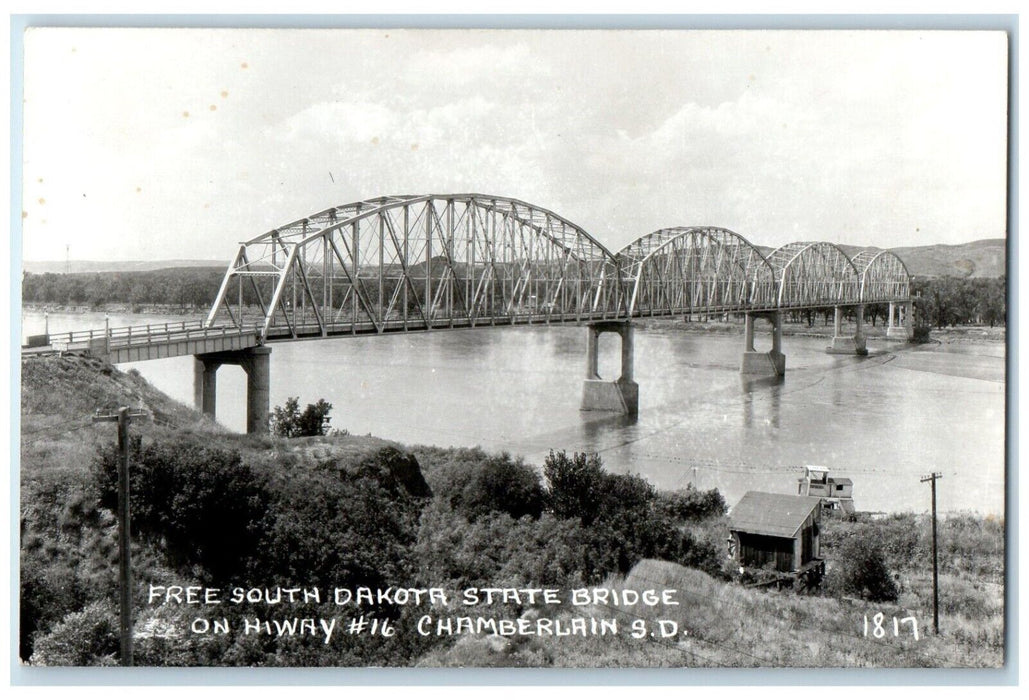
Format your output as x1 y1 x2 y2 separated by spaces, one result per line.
740 375 784 430
581 412 638 442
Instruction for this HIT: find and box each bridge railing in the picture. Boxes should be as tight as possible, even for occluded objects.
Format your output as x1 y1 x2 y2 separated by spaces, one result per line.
45 320 265 354
46 319 207 346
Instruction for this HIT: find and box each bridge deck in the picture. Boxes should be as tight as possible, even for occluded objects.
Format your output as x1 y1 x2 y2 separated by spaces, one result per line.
31 323 260 363
24 297 911 364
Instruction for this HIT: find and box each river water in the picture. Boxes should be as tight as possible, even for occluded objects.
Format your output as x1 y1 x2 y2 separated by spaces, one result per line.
22 310 1006 516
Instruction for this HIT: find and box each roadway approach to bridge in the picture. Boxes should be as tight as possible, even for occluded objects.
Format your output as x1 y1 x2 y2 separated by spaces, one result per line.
26 193 915 434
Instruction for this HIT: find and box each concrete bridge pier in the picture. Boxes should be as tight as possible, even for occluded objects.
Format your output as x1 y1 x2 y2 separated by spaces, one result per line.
193 346 272 434
580 321 638 416
741 312 786 376
827 305 868 355
886 301 914 340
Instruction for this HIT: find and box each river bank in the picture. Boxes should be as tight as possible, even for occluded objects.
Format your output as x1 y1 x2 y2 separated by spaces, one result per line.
22 302 207 317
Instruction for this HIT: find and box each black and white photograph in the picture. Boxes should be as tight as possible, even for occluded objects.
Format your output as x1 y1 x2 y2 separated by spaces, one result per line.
13 21 1010 673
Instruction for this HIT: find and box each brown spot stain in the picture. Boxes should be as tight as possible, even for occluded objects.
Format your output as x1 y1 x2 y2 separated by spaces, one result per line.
22 211 27 219
410 144 419 151
38 197 45 205
371 136 380 145
221 90 229 98
209 105 217 111
183 111 190 118
37 177 43 184
136 187 142 193
241 62 248 69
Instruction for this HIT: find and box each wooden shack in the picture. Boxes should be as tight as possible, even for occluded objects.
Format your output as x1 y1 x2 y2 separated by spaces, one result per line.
728 491 823 573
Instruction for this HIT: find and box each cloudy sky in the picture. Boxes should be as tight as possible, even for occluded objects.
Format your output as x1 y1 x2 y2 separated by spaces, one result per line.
20 28 1008 263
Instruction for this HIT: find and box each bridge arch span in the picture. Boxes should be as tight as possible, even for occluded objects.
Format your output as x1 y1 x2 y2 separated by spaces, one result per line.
205 194 624 340
766 241 861 308
617 227 777 316
851 249 912 303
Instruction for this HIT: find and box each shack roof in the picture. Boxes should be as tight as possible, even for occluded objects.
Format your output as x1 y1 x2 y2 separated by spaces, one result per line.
728 491 822 539
832 478 854 486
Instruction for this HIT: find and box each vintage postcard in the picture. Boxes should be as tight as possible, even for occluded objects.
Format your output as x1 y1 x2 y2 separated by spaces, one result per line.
14 24 1009 676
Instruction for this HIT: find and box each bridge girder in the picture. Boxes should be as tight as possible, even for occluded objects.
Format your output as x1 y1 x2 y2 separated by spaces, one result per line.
206 194 625 340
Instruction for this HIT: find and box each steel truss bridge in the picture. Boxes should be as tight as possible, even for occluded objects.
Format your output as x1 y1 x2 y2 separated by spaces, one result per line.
204 194 911 339
33 193 914 432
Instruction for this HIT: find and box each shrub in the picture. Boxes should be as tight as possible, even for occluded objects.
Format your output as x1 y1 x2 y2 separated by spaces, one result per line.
657 485 728 522
30 601 119 666
271 397 333 437
348 446 432 499
541 451 729 579
257 454 423 596
543 450 606 524
94 436 269 583
429 450 543 521
456 455 545 521
825 537 899 602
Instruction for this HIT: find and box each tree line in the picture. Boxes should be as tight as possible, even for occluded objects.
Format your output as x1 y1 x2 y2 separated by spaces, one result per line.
911 276 1006 329
22 269 224 311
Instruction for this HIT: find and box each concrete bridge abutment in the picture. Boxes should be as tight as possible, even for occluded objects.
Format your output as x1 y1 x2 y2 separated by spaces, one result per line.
580 321 638 416
886 301 914 341
826 305 868 355
741 311 786 377
193 346 272 435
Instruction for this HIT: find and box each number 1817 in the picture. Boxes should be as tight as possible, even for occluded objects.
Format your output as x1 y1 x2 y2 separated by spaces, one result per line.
863 612 920 641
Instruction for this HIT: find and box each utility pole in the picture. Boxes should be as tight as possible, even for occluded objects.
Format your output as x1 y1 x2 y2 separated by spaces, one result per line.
93 406 147 666
920 472 943 635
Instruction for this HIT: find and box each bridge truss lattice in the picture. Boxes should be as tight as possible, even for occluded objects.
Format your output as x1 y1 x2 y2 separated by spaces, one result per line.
205 194 912 341
206 194 625 340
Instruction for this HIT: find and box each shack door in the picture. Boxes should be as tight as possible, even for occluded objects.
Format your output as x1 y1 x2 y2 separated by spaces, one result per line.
801 523 813 565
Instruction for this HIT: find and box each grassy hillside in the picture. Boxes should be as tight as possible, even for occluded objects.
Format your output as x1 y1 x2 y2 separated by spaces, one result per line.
421 548 1002 668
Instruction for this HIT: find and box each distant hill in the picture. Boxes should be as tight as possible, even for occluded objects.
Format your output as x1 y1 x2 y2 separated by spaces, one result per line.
826 239 1005 279
22 238 1007 279
756 239 1004 280
23 259 227 274
885 239 1006 279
